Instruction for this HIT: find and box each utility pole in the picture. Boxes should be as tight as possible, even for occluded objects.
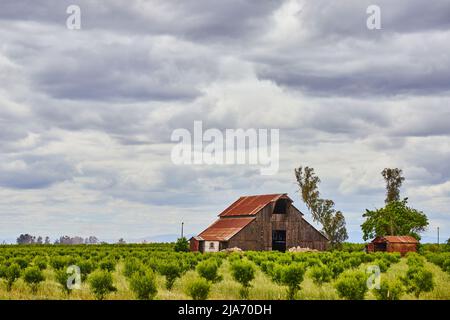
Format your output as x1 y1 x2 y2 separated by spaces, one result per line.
181 222 184 238
437 226 440 245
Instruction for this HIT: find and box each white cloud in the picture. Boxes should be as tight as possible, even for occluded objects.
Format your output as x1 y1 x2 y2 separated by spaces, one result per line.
0 0 449 242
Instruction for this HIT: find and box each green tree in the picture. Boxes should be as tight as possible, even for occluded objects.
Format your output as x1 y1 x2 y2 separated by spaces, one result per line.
310 264 333 285
196 259 222 283
33 256 48 270
373 279 404 300
319 206 348 249
159 262 183 290
294 166 321 220
23 266 45 294
88 270 117 300
99 259 116 272
334 270 368 300
77 259 96 281
123 257 144 278
402 266 434 298
382 168 405 203
280 263 306 300
5 263 21 291
55 269 72 295
361 198 428 241
185 277 211 300
230 260 256 299
129 269 158 300
295 166 348 248
174 237 189 252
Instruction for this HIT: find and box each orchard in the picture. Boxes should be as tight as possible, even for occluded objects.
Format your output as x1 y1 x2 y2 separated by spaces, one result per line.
0 243 449 300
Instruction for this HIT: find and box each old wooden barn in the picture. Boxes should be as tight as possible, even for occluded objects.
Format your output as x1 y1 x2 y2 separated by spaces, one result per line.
190 193 329 252
366 236 419 256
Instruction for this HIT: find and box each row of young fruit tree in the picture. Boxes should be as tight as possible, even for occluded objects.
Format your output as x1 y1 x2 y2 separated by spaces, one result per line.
1 244 449 300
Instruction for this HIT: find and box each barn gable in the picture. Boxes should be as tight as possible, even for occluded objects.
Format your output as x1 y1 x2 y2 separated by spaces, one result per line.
218 193 291 217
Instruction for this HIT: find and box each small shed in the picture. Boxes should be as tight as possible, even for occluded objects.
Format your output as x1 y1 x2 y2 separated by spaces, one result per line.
366 236 419 256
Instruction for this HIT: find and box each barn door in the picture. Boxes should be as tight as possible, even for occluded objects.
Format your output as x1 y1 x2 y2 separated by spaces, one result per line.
272 230 286 252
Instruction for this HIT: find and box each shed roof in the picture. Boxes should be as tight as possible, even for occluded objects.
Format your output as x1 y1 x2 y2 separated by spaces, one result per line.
372 236 419 244
219 193 290 217
198 217 255 241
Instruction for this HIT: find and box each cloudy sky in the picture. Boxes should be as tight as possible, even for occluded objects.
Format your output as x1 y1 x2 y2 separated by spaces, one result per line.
1 0 449 243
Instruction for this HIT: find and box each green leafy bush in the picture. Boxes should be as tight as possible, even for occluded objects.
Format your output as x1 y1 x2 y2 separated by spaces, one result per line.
196 259 222 283
5 263 21 291
373 279 403 300
310 264 333 285
50 256 68 270
402 266 434 298
406 252 425 268
159 262 183 290
88 270 117 300
334 270 368 300
373 259 389 273
280 263 305 300
443 259 450 273
185 277 211 300
174 237 189 252
329 260 345 279
33 256 48 270
230 260 255 299
77 259 96 281
0 265 7 278
99 259 116 272
13 257 28 269
129 269 158 300
123 257 144 278
55 269 72 295
23 266 45 294
270 264 284 284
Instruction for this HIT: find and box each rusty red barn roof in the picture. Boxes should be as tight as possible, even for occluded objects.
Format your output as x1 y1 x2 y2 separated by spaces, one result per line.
372 236 419 243
197 217 256 241
219 193 290 217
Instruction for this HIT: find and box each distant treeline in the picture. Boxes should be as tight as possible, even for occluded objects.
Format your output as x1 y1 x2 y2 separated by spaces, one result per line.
16 234 104 245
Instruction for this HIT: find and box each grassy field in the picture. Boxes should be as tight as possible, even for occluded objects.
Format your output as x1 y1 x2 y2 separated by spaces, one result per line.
0 244 449 300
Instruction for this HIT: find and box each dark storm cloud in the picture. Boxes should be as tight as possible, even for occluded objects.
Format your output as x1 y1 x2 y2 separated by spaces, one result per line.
298 0 450 39
30 40 215 102
0 0 280 41
0 155 75 189
257 66 450 97
248 0 450 96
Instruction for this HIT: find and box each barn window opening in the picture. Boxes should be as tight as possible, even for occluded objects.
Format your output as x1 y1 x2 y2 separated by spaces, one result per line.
273 199 288 214
209 242 215 249
272 230 286 252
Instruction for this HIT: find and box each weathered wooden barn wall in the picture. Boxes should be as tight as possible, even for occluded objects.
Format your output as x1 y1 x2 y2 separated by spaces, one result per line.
388 243 417 256
367 236 418 256
227 205 272 250
271 204 329 251
227 202 328 251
